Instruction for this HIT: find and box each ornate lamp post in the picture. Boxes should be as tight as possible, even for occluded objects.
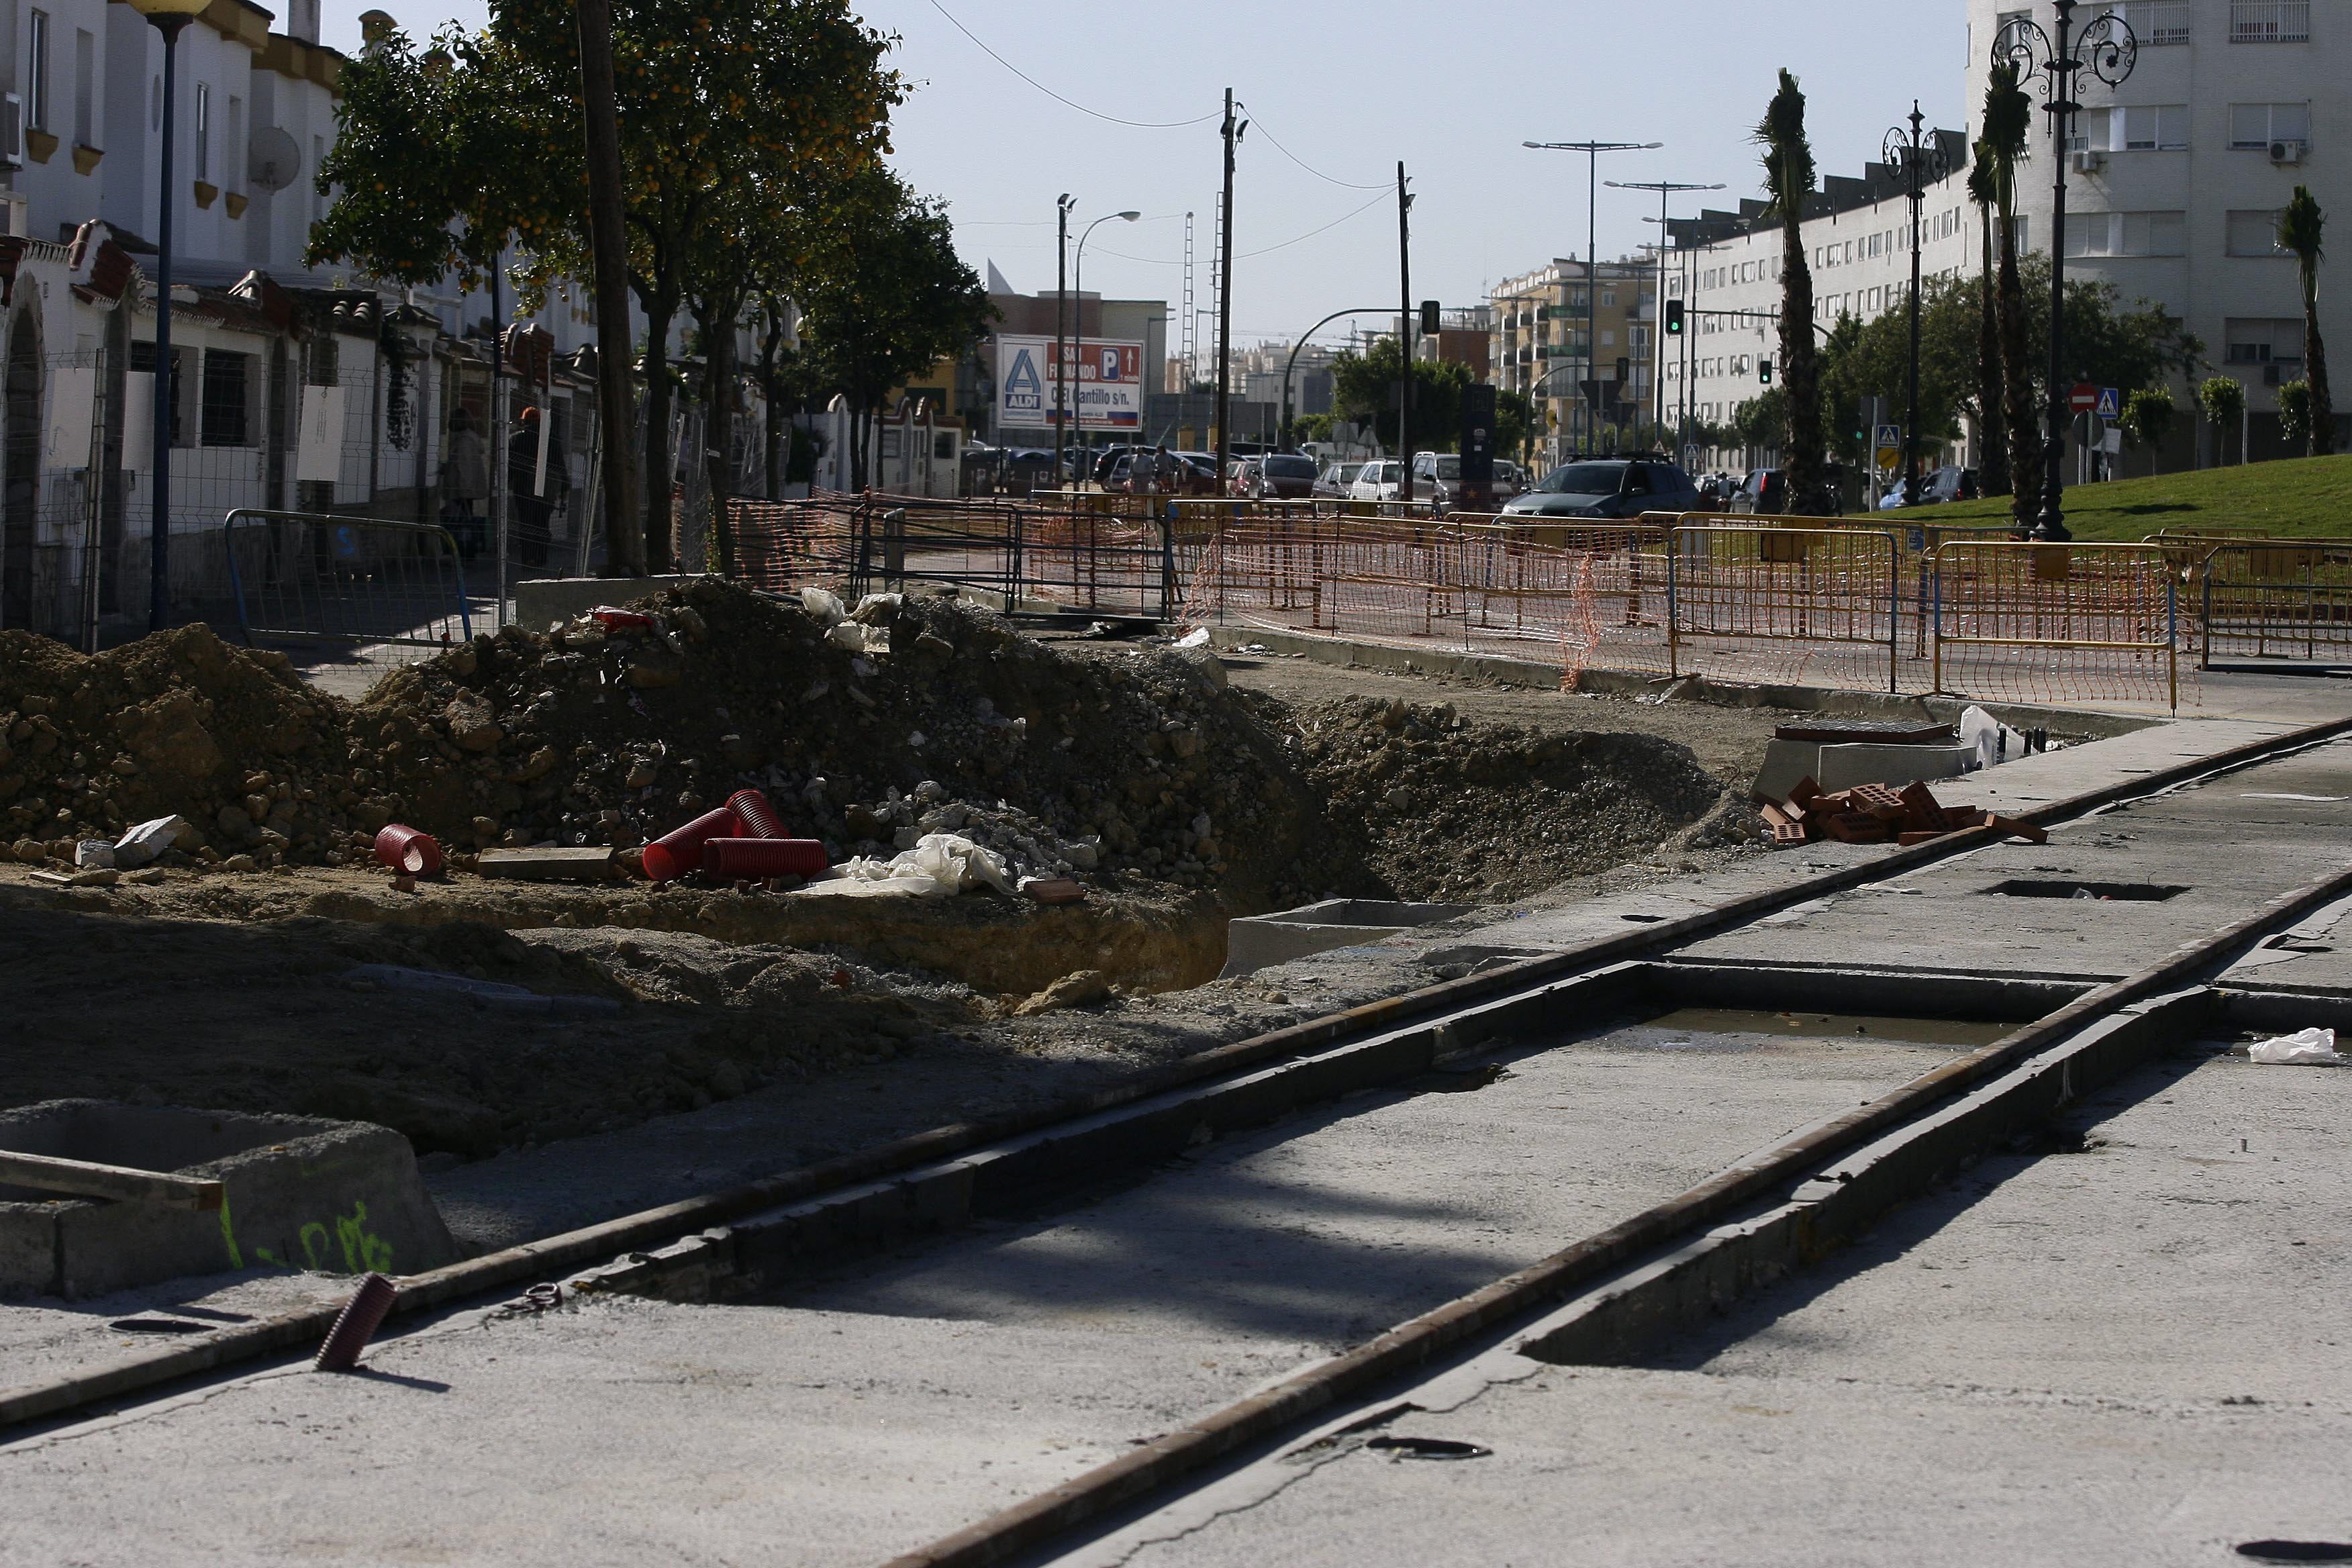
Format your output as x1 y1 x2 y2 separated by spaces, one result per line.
1883 104 1951 508
1993 1 2137 540
128 0 211 631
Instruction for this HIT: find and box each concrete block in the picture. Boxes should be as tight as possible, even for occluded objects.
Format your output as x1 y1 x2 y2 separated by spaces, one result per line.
1752 738 1822 803
1814 742 1974 793
0 1101 460 1300
1220 899 1473 980
513 574 699 630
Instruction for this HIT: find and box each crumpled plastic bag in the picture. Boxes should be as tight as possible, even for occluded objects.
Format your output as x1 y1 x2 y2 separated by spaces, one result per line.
2247 1026 2345 1066
1175 626 1211 648
793 833 1013 899
824 620 891 654
800 586 846 625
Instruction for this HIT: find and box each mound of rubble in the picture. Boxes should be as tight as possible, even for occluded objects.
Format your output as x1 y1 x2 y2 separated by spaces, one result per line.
1286 696 1741 903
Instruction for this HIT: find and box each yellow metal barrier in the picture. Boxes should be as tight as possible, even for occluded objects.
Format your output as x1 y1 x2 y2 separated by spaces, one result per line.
1930 540 2179 712
2194 537 2352 667
1666 525 1902 692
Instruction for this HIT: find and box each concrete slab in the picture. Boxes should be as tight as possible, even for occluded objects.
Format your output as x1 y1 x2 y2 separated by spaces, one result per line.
1073 1039 2352 1568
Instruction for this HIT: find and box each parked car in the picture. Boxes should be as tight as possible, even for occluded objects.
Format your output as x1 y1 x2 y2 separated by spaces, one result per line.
1499 457 1704 522
1412 452 1528 513
1874 466 1979 510
1732 465 1855 516
1090 445 1138 487
1349 459 1406 502
1492 460 1529 501
1228 457 1263 497
1255 452 1320 499
1314 461 1362 498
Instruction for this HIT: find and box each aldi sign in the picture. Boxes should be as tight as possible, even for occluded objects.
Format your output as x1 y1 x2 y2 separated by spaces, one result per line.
995 335 1144 431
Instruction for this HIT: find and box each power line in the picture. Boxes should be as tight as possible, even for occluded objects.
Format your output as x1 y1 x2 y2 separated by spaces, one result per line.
1237 190 1390 258
1234 103 1389 191
923 0 1218 129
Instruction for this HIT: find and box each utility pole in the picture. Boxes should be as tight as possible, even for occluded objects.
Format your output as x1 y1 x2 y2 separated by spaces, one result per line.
1214 90 1238 488
575 0 640 575
1613 179 1722 444
1523 140 1659 458
1054 193 1074 491
1397 161 1413 503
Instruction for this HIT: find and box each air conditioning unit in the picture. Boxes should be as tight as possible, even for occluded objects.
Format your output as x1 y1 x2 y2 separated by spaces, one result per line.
2270 139 2306 165
2071 149 2106 174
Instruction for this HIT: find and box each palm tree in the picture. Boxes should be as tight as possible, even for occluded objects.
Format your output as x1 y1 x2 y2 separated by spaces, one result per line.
2278 187 2335 456
1967 148 2009 496
1981 64 2043 530
1757 69 1828 513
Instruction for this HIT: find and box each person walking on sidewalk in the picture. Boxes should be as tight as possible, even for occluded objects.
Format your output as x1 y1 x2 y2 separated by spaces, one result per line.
507 406 559 570
440 408 489 558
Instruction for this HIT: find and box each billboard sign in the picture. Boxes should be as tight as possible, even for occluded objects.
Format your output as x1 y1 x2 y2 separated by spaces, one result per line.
995 335 1144 431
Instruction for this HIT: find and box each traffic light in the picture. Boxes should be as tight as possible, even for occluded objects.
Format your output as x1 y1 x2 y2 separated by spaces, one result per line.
1758 358 1774 385
1419 299 1441 335
1664 299 1684 336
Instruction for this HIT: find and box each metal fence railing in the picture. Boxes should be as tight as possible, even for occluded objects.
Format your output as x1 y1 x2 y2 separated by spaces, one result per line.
222 509 473 667
2194 538 2352 668
1931 541 2179 711
1667 525 1902 693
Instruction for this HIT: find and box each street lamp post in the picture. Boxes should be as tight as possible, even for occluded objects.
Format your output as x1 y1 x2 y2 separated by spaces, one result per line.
129 0 210 632
1280 307 1384 451
1071 210 1139 487
1610 179 1723 442
1994 1 2137 540
1883 104 1952 508
1053 194 1075 490
1524 139 1660 457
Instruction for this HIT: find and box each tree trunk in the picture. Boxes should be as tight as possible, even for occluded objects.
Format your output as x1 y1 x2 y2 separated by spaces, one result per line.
703 307 739 577
1779 211 1826 513
1975 216 2009 495
1996 220 2042 530
639 290 681 575
2307 270 2337 457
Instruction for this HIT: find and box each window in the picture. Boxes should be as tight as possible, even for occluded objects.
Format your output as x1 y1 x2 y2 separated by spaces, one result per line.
226 96 242 191
2224 319 2306 365
2080 105 2189 151
200 350 253 446
2065 211 2186 256
70 27 88 146
2230 0 2309 42
2104 1 2190 44
193 82 209 181
2230 103 2311 149
25 8 47 131
2226 209 2289 256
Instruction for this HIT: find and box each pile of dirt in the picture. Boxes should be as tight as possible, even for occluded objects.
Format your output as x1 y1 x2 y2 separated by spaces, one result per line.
1 581 1738 920
344 581 1364 909
0 627 351 866
1284 696 1743 903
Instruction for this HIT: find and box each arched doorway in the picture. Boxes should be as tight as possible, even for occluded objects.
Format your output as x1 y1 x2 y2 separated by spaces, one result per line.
1 308 40 631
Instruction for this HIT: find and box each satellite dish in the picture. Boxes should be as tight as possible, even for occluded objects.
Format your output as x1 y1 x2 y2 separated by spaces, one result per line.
248 126 301 193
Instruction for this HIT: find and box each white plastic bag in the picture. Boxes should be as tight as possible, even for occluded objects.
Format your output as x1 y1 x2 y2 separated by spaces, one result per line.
2247 1027 2345 1066
797 833 1012 899
1175 626 1211 649
800 586 846 625
1958 705 2027 771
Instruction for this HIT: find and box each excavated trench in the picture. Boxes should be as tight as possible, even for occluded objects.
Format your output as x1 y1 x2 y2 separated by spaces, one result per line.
0 582 1756 1159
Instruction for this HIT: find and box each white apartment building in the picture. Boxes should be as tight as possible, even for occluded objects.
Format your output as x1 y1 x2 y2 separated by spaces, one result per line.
1669 0 2345 473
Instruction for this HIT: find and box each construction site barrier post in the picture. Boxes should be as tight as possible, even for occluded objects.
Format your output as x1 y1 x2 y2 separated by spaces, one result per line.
222 509 473 663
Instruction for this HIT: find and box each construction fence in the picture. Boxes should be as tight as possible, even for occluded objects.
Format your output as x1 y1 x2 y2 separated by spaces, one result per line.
710 496 2352 712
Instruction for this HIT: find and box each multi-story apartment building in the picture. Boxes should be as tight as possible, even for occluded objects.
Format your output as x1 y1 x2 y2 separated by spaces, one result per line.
1489 258 1657 469
1666 0 2346 476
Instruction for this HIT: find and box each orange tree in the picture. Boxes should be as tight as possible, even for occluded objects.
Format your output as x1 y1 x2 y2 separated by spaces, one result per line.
309 0 898 572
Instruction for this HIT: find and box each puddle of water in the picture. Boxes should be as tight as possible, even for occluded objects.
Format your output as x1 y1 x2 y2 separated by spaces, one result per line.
1639 1007 2015 1050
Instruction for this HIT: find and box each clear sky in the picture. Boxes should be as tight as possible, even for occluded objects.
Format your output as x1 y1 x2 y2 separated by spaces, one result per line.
338 0 1971 350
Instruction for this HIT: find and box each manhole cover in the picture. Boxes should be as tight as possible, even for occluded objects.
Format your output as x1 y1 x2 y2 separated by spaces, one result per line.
2238 1543 2352 1564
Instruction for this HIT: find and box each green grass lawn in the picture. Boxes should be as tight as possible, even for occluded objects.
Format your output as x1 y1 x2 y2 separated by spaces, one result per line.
1885 454 2352 540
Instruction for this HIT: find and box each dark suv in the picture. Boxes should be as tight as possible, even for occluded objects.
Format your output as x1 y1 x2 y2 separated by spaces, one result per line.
1499 457 1703 521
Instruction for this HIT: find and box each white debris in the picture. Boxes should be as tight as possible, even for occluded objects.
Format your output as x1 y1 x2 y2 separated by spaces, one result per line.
2247 1027 2345 1066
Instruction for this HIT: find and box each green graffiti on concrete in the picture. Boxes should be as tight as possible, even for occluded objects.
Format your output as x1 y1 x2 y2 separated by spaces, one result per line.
227 1198 393 1276
216 1191 241 1269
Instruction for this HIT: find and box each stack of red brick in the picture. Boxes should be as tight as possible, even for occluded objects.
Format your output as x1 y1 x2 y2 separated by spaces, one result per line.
1757 777 2049 848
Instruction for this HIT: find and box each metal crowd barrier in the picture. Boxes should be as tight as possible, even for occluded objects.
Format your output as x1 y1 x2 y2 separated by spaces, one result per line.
1931 540 2179 712
1666 525 1902 693
2194 537 2352 668
222 509 472 663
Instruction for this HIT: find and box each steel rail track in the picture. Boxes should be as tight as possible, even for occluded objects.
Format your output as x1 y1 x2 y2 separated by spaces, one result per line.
4 713 2349 1440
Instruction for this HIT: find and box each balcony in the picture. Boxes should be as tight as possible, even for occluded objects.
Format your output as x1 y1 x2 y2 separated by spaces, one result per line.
2230 0 2310 41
